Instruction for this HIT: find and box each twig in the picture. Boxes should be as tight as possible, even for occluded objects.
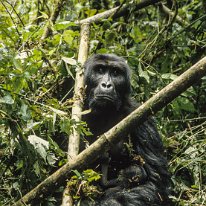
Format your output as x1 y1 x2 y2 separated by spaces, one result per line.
158 2 189 26
0 0 21 36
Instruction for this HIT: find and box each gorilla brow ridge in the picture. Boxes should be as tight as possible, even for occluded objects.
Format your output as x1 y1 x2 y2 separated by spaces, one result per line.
92 62 127 73
90 54 130 73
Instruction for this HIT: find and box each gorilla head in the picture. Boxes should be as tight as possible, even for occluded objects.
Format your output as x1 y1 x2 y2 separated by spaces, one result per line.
84 54 131 113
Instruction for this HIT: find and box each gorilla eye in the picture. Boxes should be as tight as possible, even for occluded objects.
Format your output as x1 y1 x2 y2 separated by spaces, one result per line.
95 67 104 74
112 68 121 76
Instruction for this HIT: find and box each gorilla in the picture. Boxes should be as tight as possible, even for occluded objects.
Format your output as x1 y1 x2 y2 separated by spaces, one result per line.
81 54 170 206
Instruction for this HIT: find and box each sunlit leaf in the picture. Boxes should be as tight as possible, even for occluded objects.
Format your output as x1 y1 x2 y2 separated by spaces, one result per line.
49 106 67 116
162 73 178 80
0 95 14 104
62 56 77 66
28 135 49 161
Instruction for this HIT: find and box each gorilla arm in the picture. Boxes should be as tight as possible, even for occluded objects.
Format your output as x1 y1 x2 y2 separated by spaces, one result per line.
97 119 170 206
100 144 148 190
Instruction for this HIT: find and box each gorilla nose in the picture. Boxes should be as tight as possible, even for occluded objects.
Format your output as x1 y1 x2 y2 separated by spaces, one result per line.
101 82 112 89
100 82 113 92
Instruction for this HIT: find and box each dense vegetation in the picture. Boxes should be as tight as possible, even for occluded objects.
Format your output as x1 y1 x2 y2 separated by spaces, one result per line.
0 0 205 205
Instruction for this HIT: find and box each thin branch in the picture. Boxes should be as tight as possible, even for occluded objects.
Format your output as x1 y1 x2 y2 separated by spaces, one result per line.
0 0 21 36
158 2 189 26
76 0 162 25
5 0 25 27
41 0 66 40
13 56 206 206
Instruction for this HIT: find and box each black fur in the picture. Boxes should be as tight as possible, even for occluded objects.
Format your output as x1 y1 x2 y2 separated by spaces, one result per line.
82 54 170 206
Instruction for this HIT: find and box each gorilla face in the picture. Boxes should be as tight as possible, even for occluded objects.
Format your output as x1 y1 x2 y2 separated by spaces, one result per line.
84 54 131 113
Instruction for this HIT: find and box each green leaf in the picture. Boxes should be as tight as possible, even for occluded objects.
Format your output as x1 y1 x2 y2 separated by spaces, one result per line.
15 159 24 170
105 31 116 42
47 152 58 165
138 63 150 83
130 26 144 43
32 49 43 61
19 102 31 120
72 169 82 178
191 185 199 189
33 161 41 177
102 20 112 30
63 30 79 45
54 21 77 30
26 120 41 131
162 73 178 80
85 9 97 17
177 97 196 112
60 118 72 135
13 58 22 71
83 169 101 182
39 11 49 19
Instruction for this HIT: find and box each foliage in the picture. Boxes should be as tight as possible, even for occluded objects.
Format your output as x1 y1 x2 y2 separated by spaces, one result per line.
0 0 205 205
67 169 102 201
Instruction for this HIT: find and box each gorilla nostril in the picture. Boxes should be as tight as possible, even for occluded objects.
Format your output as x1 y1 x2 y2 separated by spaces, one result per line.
102 83 107 88
107 83 112 88
101 82 112 89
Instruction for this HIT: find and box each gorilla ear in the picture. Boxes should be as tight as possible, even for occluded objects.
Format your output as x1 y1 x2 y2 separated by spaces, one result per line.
83 61 91 83
83 56 95 80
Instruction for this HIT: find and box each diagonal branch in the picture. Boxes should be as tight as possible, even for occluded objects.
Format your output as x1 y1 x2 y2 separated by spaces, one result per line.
13 56 206 206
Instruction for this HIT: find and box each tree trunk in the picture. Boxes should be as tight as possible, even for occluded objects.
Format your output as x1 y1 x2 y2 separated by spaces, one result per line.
62 23 90 206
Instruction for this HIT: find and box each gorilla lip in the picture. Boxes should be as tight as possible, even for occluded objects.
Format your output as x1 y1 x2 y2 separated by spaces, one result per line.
95 95 114 102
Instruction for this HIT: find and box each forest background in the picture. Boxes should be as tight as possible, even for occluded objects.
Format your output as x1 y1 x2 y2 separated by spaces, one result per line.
0 0 205 205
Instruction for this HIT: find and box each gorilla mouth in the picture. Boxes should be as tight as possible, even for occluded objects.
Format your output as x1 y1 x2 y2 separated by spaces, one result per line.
89 95 119 112
95 95 114 103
